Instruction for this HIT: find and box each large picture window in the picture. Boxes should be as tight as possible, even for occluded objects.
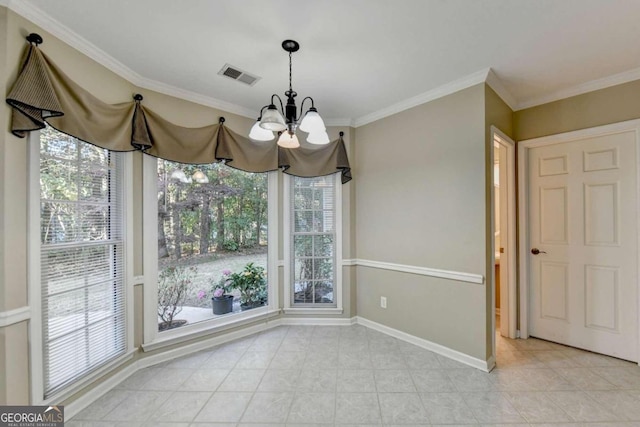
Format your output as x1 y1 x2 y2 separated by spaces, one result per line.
37 126 126 398
156 160 269 331
289 175 338 307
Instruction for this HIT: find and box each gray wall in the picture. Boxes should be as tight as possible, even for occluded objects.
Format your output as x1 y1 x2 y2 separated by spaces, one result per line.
354 84 490 361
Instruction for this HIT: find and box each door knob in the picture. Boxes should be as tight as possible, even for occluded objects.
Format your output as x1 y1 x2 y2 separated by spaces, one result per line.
531 248 547 255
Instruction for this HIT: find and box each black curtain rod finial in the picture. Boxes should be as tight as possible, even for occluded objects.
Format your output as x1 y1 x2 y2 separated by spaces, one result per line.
133 94 143 102
339 131 344 137
219 117 226 124
27 33 43 46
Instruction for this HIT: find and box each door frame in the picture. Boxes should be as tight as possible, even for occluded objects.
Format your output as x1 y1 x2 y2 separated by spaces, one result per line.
491 127 517 341
518 119 640 363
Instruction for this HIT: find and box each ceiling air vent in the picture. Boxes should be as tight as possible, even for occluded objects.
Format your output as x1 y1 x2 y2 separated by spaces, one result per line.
218 64 260 86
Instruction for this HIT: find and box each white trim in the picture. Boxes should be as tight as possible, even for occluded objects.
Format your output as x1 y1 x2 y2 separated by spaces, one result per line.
356 316 493 372
142 154 158 345
518 119 640 353
267 171 279 314
35 349 136 407
0 306 31 327
141 309 281 352
132 275 144 284
282 308 344 315
63 358 138 420
324 118 355 127
342 258 357 266
283 174 343 311
486 69 518 110
354 259 484 284
142 159 279 348
123 152 135 357
491 127 518 341
353 68 490 127
28 131 44 405
516 66 640 111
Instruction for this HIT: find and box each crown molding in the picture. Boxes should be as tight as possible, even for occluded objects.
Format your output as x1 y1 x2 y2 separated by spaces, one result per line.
135 78 259 119
485 68 518 110
6 0 259 120
325 118 355 127
353 68 491 127
515 65 640 111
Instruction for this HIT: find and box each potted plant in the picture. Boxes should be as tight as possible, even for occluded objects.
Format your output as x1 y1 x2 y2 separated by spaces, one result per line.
157 265 197 331
211 268 234 315
231 262 267 311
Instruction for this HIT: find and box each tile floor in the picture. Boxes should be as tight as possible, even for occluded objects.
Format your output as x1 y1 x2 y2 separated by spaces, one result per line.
68 324 640 426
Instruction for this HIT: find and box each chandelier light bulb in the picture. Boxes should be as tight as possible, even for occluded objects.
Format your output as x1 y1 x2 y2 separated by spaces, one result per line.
299 109 326 134
307 130 331 145
277 131 300 148
249 120 275 141
259 106 287 132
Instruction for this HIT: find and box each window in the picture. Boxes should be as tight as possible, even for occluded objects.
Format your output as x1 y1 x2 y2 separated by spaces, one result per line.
36 126 126 398
155 160 270 331
288 175 340 308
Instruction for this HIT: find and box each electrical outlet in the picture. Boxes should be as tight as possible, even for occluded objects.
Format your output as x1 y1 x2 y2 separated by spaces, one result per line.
380 296 387 309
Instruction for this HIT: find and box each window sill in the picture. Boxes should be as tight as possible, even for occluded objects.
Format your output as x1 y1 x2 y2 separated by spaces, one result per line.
283 307 344 315
141 308 281 352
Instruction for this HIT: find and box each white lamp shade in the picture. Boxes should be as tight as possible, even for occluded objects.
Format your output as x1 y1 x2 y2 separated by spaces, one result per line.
192 170 209 183
299 110 326 133
249 121 275 141
277 132 300 148
307 130 330 145
170 169 189 183
259 108 287 131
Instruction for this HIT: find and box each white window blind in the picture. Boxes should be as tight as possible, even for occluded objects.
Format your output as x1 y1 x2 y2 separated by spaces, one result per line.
39 127 126 398
290 175 336 306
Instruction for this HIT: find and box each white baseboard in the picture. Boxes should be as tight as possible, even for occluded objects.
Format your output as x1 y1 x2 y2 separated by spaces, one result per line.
64 359 138 419
355 316 493 372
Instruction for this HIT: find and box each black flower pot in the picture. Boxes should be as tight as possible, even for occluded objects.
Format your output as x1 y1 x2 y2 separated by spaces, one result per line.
212 295 234 315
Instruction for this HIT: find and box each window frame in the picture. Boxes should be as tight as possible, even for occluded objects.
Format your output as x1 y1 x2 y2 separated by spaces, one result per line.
141 155 279 351
283 173 343 314
28 130 135 405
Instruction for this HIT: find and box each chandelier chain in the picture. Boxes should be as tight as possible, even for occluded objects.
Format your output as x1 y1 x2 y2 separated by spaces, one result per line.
289 51 293 92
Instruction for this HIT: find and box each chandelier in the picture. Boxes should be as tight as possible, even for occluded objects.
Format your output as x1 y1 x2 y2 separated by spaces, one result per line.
249 40 329 148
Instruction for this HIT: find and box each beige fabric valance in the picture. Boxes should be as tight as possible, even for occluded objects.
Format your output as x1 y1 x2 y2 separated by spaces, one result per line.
6 42 351 184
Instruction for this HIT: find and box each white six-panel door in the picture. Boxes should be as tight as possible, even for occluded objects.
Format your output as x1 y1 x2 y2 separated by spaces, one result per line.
528 129 638 361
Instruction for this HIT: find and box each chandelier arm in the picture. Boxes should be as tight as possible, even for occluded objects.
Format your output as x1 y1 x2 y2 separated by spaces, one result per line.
258 105 269 120
270 94 285 114
299 96 315 116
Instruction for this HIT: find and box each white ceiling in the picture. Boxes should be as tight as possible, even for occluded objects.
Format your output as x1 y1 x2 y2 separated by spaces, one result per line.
13 0 640 124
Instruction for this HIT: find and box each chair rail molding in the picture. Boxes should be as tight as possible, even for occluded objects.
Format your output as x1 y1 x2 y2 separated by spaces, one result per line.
0 305 31 327
353 258 484 284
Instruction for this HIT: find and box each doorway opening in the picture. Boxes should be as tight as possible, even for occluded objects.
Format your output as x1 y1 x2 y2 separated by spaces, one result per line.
491 127 517 361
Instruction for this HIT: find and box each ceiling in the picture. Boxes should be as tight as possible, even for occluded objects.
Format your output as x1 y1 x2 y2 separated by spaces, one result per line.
14 0 640 125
